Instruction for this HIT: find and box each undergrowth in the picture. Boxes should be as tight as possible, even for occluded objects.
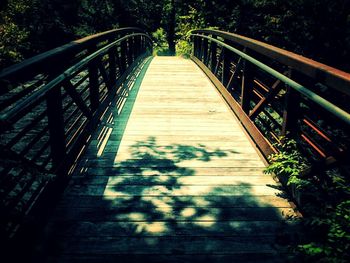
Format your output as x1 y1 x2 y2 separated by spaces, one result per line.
264 138 350 262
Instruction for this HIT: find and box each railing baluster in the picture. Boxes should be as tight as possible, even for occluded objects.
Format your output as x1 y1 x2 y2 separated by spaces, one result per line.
282 84 301 137
117 44 125 75
88 59 100 111
210 37 217 72
127 38 132 67
98 62 112 91
120 40 127 72
135 36 140 58
222 47 231 87
141 36 144 54
108 46 117 89
194 36 199 58
198 37 203 60
202 38 208 64
131 36 135 62
46 86 66 170
241 60 254 114
192 36 196 57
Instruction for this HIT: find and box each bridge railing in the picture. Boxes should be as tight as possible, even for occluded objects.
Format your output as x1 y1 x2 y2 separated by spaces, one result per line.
0 28 152 239
190 29 350 169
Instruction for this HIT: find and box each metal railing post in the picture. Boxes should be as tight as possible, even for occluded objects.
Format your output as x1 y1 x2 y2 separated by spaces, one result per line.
46 86 66 170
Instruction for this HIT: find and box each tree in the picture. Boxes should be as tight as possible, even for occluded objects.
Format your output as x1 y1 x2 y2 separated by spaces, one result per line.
0 0 349 70
163 0 176 55
0 0 34 68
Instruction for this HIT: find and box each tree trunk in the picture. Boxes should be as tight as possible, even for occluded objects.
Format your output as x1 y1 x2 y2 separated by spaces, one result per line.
167 0 176 56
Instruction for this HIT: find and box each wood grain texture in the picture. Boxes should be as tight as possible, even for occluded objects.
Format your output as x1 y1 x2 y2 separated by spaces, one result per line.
40 57 299 263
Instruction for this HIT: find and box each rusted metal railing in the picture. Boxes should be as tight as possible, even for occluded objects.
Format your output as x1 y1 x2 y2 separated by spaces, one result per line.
190 29 350 166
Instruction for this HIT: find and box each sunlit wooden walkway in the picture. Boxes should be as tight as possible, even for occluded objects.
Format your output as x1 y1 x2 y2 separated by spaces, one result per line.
39 57 298 263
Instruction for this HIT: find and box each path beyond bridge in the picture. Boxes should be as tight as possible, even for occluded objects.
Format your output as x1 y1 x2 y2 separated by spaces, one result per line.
36 57 298 262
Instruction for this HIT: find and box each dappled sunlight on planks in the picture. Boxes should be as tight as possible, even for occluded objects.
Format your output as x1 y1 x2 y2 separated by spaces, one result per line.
42 57 300 263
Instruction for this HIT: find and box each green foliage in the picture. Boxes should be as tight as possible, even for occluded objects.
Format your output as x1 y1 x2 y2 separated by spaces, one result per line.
175 40 192 58
265 138 350 262
152 27 170 56
298 200 350 262
175 5 206 57
0 20 28 67
203 0 350 71
0 0 349 70
0 0 31 68
74 0 117 37
264 138 309 189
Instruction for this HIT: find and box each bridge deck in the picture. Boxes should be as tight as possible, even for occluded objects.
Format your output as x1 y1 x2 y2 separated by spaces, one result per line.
41 57 298 262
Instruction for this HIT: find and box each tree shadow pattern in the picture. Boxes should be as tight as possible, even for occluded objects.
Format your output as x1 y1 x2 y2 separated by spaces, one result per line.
39 135 302 263
30 57 301 263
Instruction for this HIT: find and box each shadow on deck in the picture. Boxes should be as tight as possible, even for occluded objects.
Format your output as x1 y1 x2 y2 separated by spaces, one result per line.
30 57 301 263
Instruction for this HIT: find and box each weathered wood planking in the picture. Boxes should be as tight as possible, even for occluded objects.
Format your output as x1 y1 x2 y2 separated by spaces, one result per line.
41 57 299 263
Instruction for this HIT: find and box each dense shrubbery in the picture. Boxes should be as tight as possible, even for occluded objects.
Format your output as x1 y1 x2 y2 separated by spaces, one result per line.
265 139 350 262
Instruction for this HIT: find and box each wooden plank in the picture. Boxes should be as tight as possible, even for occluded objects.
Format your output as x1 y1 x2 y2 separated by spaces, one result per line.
77 159 266 168
57 195 291 208
102 130 247 136
42 57 298 261
69 175 276 186
96 134 255 142
111 153 262 162
45 236 284 254
65 184 283 196
48 254 290 263
51 207 295 222
87 144 258 155
75 167 268 177
48 220 298 237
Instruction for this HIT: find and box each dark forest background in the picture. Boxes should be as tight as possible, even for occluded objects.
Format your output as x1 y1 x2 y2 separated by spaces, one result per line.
0 0 349 71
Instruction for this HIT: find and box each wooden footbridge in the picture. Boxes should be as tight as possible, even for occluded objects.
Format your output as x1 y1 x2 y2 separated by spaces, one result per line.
1 28 349 263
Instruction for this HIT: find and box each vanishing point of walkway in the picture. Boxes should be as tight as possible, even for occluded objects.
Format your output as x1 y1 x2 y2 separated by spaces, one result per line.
40 57 298 262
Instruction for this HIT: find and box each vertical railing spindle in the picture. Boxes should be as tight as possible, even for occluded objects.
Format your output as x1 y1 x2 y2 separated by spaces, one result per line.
196 37 201 58
210 37 217 72
120 41 127 74
222 47 231 87
131 36 135 62
193 36 197 57
46 87 66 170
241 60 254 114
108 47 117 90
88 60 100 111
202 38 208 64
282 84 301 137
126 38 132 67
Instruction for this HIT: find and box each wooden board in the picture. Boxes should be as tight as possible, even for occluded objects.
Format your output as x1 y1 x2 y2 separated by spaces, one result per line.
40 57 299 262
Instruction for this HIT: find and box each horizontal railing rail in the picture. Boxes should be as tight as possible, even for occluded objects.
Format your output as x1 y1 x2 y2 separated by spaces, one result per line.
190 29 350 167
0 28 153 239
0 27 144 81
0 33 151 125
192 29 350 96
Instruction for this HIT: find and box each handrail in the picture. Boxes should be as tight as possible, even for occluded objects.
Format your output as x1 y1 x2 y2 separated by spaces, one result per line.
192 34 350 126
0 28 153 239
0 27 143 81
192 29 350 96
190 29 350 166
0 33 152 124
0 27 153 169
